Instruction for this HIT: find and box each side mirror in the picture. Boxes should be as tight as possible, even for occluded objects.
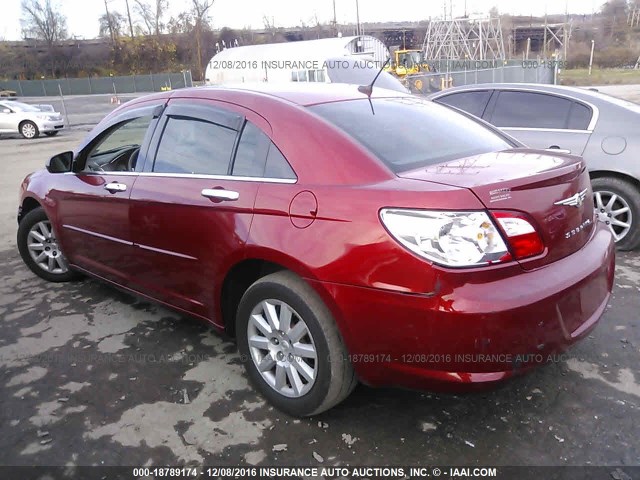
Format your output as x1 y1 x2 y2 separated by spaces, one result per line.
1 108 10 114
46 151 74 173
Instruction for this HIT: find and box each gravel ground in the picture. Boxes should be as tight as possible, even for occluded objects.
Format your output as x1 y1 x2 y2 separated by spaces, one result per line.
0 89 638 475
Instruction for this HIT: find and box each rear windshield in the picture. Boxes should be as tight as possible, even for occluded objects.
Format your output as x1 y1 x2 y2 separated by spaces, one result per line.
310 97 512 173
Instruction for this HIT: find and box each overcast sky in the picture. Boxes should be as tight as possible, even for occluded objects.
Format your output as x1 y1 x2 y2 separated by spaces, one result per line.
1 0 600 41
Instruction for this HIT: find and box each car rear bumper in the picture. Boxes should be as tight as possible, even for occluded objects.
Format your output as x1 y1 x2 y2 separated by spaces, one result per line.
312 224 615 391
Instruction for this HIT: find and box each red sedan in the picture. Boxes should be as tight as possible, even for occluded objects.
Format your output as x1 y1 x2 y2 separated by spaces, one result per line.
16 84 615 416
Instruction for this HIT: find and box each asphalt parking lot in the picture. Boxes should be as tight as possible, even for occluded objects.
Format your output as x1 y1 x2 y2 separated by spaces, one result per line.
0 93 639 471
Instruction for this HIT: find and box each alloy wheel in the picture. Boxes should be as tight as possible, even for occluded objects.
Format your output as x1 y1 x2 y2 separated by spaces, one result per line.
21 122 37 139
27 220 69 274
247 299 318 398
594 190 632 243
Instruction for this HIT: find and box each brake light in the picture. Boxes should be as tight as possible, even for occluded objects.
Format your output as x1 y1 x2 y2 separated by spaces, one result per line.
491 211 545 260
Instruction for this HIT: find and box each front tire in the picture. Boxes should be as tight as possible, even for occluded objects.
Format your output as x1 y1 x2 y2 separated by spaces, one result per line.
17 206 78 282
592 177 640 251
236 271 356 417
20 121 39 139
44 131 59 137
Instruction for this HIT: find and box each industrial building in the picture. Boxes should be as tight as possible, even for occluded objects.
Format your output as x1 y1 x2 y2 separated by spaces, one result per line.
205 35 389 85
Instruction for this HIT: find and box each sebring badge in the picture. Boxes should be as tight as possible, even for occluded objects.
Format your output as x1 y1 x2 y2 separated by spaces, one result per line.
554 188 588 208
565 218 592 239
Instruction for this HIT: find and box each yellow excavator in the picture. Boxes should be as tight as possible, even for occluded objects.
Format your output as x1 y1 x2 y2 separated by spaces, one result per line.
385 49 426 76
385 47 444 94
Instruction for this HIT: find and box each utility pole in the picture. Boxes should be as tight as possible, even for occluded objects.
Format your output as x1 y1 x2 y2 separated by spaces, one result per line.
588 39 595 75
543 13 548 58
564 0 569 60
355 0 361 36
333 0 337 35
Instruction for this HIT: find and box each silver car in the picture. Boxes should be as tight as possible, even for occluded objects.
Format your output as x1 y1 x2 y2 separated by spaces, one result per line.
0 100 64 139
429 83 640 250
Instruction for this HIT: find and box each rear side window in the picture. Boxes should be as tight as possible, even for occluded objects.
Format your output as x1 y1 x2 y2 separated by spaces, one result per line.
154 117 236 175
435 90 492 118
232 121 297 179
310 97 511 173
567 102 592 130
232 122 271 177
264 144 296 179
491 91 572 129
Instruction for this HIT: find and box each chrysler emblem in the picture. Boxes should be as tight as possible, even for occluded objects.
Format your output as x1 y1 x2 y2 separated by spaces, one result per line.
554 188 588 208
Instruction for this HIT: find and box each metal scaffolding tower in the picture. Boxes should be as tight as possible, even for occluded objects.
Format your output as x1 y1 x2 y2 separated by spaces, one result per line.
512 22 572 59
423 17 506 60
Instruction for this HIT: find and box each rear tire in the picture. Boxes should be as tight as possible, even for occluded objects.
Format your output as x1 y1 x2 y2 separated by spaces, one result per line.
592 177 640 251
20 121 39 139
236 271 356 417
17 206 78 282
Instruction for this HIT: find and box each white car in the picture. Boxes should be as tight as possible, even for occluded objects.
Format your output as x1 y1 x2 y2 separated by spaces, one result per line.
0 100 64 139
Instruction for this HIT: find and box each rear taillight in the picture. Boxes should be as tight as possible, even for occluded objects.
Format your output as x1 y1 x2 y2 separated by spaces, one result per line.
491 211 545 260
379 209 511 267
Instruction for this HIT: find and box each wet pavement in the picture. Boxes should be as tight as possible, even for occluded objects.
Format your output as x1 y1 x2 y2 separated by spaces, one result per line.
0 118 638 472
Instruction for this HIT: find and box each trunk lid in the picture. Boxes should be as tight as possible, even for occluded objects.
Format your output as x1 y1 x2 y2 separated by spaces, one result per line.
398 149 595 270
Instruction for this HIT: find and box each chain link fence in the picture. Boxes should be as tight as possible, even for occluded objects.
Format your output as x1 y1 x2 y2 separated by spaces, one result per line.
0 71 193 97
404 62 557 94
435 63 556 86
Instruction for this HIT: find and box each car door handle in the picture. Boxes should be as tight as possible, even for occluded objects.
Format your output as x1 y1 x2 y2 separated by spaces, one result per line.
104 182 127 193
546 146 571 154
201 188 239 201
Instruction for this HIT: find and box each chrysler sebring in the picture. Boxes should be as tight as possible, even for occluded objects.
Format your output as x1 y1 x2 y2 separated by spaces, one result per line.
17 84 615 416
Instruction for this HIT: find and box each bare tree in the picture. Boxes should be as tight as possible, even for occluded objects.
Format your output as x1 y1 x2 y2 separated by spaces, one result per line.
166 12 193 35
262 15 277 38
102 0 117 44
191 0 215 81
134 0 168 36
21 0 68 76
21 0 67 45
124 0 135 37
99 11 126 40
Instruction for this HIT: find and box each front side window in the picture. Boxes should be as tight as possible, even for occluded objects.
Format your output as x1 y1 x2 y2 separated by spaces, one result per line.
491 91 572 129
310 97 511 173
84 115 154 172
153 117 236 175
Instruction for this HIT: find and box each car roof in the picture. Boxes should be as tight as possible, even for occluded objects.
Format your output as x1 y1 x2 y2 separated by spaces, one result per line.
429 82 640 112
172 83 409 107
